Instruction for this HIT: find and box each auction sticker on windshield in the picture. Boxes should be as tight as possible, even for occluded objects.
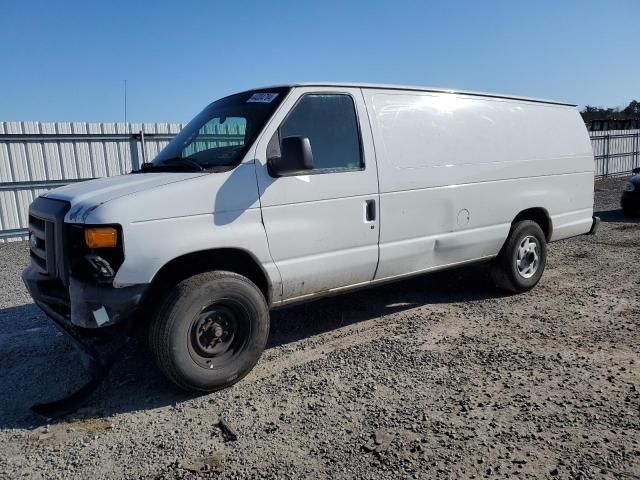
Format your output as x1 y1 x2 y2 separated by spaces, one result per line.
247 93 279 103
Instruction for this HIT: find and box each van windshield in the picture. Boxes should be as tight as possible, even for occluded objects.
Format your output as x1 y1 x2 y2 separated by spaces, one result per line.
149 87 290 172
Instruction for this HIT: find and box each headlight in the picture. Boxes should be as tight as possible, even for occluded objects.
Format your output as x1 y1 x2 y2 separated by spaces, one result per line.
623 182 635 192
85 226 118 248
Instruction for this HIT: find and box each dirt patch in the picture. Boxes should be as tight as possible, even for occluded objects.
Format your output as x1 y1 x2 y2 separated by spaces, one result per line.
178 452 225 473
593 238 639 247
569 250 591 259
27 418 113 444
613 224 640 231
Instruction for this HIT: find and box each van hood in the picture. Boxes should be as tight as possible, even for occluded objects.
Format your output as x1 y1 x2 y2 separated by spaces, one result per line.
45 172 206 222
45 173 206 205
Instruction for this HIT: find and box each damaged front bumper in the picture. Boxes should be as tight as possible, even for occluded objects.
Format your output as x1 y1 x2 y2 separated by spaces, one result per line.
22 265 147 329
22 266 147 417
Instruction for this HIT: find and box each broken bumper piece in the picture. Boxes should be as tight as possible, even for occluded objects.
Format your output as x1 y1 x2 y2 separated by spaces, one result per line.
22 266 145 417
22 265 147 329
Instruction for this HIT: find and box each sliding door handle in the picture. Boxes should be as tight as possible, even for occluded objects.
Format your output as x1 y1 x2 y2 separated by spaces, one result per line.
365 199 376 222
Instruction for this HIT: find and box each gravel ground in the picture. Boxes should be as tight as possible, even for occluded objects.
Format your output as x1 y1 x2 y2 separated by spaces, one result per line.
0 178 638 480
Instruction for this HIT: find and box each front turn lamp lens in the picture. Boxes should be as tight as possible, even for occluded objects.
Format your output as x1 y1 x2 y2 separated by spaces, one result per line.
623 182 635 192
85 227 118 248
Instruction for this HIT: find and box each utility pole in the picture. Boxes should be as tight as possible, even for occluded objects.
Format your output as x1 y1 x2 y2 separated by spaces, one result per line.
124 79 128 126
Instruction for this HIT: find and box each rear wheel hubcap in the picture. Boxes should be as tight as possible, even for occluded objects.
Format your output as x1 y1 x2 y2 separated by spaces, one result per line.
515 235 540 279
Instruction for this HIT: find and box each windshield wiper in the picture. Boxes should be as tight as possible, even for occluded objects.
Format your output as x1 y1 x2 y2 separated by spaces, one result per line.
160 157 204 171
133 157 205 173
132 157 232 174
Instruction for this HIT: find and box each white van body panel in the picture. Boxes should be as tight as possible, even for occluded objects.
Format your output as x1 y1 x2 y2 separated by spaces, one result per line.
64 163 282 293
254 87 380 301
362 90 594 280
45 172 207 221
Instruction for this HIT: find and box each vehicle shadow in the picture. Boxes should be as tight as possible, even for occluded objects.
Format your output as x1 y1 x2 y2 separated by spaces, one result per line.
267 263 497 350
0 263 502 430
595 208 640 224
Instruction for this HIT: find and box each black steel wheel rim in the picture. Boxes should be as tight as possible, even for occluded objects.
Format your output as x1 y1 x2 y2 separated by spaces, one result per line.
187 300 251 370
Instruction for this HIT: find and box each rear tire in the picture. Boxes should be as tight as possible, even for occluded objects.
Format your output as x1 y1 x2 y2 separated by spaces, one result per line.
149 271 269 392
622 205 639 217
491 220 547 293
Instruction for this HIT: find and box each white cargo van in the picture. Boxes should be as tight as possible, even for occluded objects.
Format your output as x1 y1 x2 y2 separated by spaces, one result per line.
23 83 598 393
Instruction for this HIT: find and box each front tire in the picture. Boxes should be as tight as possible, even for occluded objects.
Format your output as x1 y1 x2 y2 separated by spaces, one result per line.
149 271 269 392
491 220 547 293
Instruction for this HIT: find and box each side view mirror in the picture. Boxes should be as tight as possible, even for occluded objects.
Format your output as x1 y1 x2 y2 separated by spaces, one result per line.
267 136 314 177
632 167 640 175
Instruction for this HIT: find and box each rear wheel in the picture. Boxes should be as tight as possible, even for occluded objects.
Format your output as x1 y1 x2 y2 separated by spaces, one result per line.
622 204 639 217
491 220 547 293
149 271 269 392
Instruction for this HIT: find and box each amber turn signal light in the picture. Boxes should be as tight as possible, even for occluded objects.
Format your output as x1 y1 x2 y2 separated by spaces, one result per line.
85 227 118 248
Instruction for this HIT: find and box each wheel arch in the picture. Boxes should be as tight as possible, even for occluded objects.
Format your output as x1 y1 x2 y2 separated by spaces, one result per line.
147 248 273 306
512 207 553 242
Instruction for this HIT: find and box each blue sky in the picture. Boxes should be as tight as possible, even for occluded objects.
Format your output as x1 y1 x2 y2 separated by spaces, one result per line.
1 0 638 122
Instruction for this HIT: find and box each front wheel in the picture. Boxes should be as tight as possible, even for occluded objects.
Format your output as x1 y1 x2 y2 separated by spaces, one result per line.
491 220 547 293
149 271 269 392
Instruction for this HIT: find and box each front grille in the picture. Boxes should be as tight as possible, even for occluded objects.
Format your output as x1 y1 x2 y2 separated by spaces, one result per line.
28 196 71 282
29 214 52 273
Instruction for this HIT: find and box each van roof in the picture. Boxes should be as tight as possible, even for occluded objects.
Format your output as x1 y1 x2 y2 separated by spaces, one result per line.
252 82 576 107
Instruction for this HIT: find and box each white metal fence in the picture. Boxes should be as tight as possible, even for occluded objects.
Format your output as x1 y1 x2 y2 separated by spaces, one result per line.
1 124 639 242
0 121 184 242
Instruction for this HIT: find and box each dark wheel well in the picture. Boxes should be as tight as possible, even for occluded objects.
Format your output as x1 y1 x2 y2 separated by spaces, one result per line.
512 208 552 241
145 249 271 309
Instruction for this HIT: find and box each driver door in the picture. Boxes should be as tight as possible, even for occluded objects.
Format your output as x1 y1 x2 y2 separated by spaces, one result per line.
253 87 380 302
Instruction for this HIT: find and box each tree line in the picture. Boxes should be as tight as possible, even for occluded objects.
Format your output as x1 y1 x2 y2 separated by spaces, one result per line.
581 100 640 120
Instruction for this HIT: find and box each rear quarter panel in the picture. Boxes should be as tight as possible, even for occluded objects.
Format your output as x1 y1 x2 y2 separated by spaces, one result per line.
363 89 594 279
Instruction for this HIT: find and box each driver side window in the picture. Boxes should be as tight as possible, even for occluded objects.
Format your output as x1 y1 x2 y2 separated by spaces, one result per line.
278 94 363 171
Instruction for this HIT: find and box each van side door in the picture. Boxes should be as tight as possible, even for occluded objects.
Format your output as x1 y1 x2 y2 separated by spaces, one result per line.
254 87 380 302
